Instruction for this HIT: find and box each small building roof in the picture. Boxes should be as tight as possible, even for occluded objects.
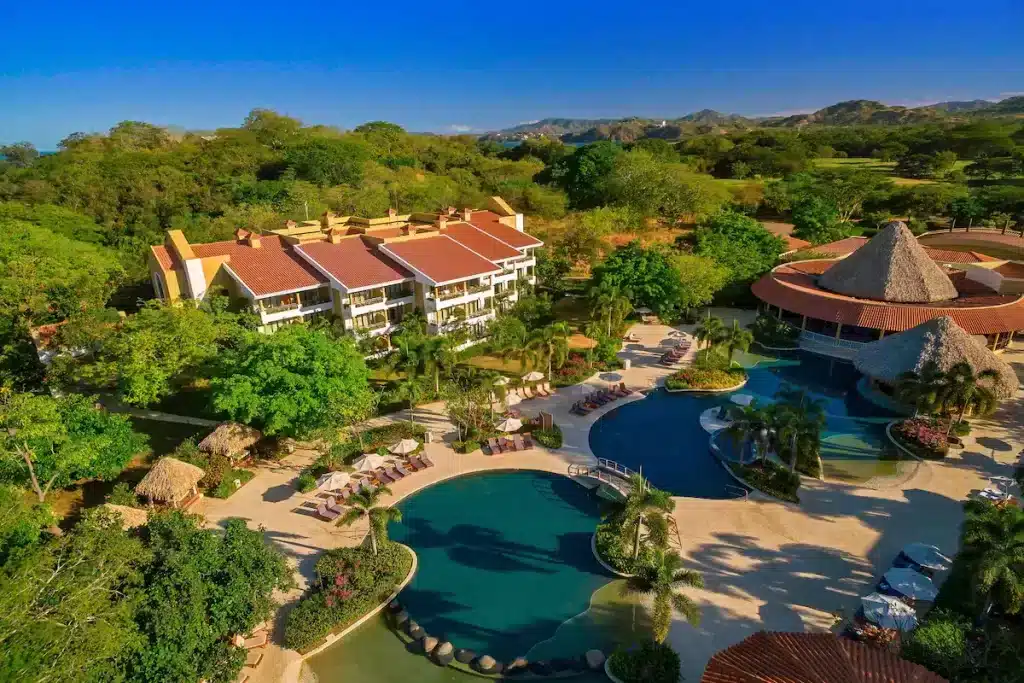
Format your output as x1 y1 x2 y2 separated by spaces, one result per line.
380 236 502 284
466 211 543 249
442 223 523 261
135 457 205 503
296 238 412 290
198 423 262 458
701 631 947 683
854 316 1018 397
102 504 150 529
814 236 869 256
818 222 958 303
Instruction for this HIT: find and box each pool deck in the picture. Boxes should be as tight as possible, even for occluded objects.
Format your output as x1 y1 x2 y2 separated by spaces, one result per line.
196 312 1024 683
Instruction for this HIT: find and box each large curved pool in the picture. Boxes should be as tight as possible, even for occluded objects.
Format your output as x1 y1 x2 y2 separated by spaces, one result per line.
387 470 641 660
589 350 909 498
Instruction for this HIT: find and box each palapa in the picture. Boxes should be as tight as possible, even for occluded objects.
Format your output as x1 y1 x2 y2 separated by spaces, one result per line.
198 422 262 461
135 457 205 506
101 503 149 529
818 221 958 303
855 316 1017 398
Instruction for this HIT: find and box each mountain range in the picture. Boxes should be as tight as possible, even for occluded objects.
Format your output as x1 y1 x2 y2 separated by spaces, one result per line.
483 97 1024 142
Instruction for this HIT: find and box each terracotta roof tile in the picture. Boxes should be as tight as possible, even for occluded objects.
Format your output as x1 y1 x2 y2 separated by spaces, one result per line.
994 261 1024 278
815 236 869 256
783 235 812 252
466 210 543 249
295 238 412 290
151 245 175 270
442 223 523 261
922 247 991 264
380 236 502 284
192 236 328 297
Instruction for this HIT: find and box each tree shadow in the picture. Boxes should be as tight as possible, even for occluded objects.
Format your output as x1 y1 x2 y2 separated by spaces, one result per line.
262 483 296 503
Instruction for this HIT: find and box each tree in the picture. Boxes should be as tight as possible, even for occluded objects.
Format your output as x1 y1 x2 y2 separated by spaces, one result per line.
0 483 54 567
212 326 372 437
0 142 40 168
719 320 753 364
284 137 370 187
790 196 854 245
525 322 570 380
672 254 729 314
937 361 999 434
0 392 146 503
394 373 425 426
420 336 457 395
694 315 725 351
548 141 623 209
621 474 675 561
694 212 786 286
622 550 703 643
951 196 986 231
780 168 892 223
895 361 946 417
726 404 774 464
338 486 402 556
772 387 826 474
591 241 697 319
589 283 633 338
961 500 1024 617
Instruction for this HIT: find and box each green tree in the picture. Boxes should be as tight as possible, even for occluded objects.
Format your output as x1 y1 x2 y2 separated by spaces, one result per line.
337 486 402 556
791 196 855 245
937 361 999 434
894 361 946 416
212 326 372 437
951 196 986 231
694 315 725 351
420 336 458 396
671 254 729 315
525 322 571 380
284 137 370 187
622 550 703 643
0 483 54 566
621 474 675 561
719 319 753 364
0 142 40 168
589 283 633 337
394 373 425 426
0 392 146 503
961 500 1024 617
772 386 826 474
726 404 774 464
694 212 786 286
591 241 695 318
780 168 892 223
549 141 623 209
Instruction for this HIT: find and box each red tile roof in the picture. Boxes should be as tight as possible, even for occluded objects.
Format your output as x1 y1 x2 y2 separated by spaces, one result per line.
442 223 523 261
380 236 501 284
466 211 543 249
815 236 869 256
782 235 812 252
296 238 412 290
151 245 175 271
702 632 947 683
922 247 996 264
753 260 1024 334
994 261 1024 278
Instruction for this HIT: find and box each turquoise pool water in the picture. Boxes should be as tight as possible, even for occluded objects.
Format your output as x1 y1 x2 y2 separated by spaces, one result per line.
387 471 616 661
589 350 908 497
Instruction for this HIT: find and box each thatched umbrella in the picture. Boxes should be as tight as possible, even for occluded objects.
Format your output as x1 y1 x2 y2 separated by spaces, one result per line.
700 631 946 683
135 457 205 508
101 504 149 529
198 423 262 462
818 221 958 303
854 316 1017 398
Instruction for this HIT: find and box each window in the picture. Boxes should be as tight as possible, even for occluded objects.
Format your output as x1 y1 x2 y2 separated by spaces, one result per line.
152 273 166 299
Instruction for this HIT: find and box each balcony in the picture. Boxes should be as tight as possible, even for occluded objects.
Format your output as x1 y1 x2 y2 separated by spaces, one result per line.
348 295 385 308
258 299 333 325
465 307 494 321
258 301 301 315
495 289 514 300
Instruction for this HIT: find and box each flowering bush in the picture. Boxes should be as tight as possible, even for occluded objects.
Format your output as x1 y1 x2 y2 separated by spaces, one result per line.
665 367 746 391
894 418 949 459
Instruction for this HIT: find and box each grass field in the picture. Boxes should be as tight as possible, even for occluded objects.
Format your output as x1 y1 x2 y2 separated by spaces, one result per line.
812 156 971 186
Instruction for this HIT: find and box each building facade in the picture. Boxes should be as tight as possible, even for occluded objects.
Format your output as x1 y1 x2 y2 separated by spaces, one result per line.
149 197 540 340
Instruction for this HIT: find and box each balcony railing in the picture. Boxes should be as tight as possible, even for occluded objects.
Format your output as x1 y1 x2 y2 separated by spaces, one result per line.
348 295 385 308
357 320 389 332
257 302 301 314
465 307 494 320
466 283 490 295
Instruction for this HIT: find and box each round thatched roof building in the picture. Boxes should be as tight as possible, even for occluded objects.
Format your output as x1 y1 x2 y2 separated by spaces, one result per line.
135 457 205 507
854 316 1018 397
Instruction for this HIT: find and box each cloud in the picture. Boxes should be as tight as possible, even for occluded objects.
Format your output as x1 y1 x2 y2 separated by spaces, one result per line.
448 124 472 133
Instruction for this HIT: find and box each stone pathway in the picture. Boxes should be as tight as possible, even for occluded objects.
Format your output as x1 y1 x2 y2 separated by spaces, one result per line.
194 315 1023 683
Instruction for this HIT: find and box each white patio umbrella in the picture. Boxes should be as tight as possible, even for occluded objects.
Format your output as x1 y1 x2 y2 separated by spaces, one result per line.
861 593 918 631
493 376 510 386
496 417 523 433
730 393 755 406
883 568 938 601
352 453 387 472
901 543 951 572
315 471 351 491
522 371 545 382
635 306 652 314
389 439 419 455
505 392 523 406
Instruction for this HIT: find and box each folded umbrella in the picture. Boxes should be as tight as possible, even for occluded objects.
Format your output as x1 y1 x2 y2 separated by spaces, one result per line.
900 542 951 572
861 593 918 631
882 567 938 601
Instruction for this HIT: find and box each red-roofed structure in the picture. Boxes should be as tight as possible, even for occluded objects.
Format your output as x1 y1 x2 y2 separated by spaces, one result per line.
442 223 523 262
296 238 412 290
467 210 542 249
380 236 502 285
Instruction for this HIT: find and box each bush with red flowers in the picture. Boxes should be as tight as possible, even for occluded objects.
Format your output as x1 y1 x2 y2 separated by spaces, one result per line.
893 417 949 459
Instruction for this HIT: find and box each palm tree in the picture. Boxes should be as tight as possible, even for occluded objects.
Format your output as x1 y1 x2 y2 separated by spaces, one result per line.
726 403 774 464
337 486 403 557
719 320 753 366
894 361 946 417
938 361 999 435
771 400 825 474
694 315 725 350
526 322 571 381
421 336 456 396
622 473 675 561
962 501 1024 617
589 285 633 338
395 373 424 426
622 550 703 643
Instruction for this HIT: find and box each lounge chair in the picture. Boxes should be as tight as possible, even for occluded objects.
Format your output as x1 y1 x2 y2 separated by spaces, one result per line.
326 497 345 515
242 631 269 649
584 398 601 410
534 384 549 398
618 382 632 396
245 650 264 668
502 437 517 452
522 386 536 399
316 502 340 521
601 389 618 401
412 454 434 468
336 487 351 502
592 392 611 404
386 466 404 480
513 434 527 450
404 457 424 472
395 462 413 477
487 437 503 455
571 401 589 416
375 469 395 484
522 432 534 448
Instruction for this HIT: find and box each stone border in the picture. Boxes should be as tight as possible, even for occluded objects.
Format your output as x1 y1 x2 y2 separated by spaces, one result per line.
664 376 748 394
752 340 800 352
299 543 419 660
605 655 626 683
590 532 635 578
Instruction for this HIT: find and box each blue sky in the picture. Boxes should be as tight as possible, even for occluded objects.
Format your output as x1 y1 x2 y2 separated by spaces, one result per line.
2 0 1022 148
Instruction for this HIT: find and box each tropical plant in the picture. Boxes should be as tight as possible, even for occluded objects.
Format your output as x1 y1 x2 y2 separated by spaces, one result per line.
393 373 424 426
621 474 675 560
694 315 725 364
937 362 999 435
773 386 826 474
589 283 633 338
525 322 571 381
719 319 753 365
420 336 457 395
895 361 946 417
337 486 403 557
621 550 703 642
961 500 1024 617
725 403 774 464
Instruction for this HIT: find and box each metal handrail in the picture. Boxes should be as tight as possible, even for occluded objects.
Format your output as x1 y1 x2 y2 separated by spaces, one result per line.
597 458 638 480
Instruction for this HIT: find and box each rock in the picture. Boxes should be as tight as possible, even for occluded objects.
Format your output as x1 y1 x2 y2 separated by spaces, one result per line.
387 599 402 613
421 636 439 654
506 657 529 675
454 648 476 664
404 620 419 635
393 610 409 627
474 655 497 673
408 625 425 641
585 650 605 670
435 642 454 657
529 660 552 676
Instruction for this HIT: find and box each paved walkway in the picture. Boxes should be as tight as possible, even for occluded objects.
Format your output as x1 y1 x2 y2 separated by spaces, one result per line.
195 316 1023 683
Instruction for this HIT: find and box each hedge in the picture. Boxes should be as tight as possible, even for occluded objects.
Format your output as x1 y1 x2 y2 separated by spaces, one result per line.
533 425 563 449
729 461 799 502
665 367 746 391
609 641 681 683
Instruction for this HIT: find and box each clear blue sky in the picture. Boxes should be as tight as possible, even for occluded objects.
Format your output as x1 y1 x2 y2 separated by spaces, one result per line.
3 0 1022 148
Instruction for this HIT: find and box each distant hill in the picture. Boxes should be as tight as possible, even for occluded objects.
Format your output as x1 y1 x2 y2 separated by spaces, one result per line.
483 96 1024 142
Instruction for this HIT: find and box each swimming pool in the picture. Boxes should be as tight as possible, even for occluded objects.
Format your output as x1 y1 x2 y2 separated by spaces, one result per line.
588 349 910 498
387 470 646 660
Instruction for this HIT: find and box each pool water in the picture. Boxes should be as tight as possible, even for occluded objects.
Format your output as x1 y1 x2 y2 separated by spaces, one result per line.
589 350 911 498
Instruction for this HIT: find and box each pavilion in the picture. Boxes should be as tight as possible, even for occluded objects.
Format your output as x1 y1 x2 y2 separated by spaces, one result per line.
752 222 1024 357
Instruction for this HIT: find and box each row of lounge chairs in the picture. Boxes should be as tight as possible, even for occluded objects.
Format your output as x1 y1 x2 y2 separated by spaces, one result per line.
570 383 633 416
659 339 693 366
508 382 556 400
486 432 535 455
316 455 434 520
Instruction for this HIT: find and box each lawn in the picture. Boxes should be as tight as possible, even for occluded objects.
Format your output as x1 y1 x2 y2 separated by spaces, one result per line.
812 156 972 186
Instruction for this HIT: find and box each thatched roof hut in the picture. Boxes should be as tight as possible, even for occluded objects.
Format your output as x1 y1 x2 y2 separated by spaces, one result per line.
854 316 1018 397
102 503 150 529
135 457 205 507
818 221 958 303
701 631 946 683
199 422 262 461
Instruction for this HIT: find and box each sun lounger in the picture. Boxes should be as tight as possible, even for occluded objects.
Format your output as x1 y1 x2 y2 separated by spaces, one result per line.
584 399 601 410
524 386 537 399
522 432 534 448
602 389 618 401
542 382 555 395
411 455 433 469
534 384 549 397
502 437 517 452
618 382 632 396
326 497 345 514
386 466 404 480
571 401 589 416
404 457 423 472
245 650 264 668
335 487 351 502
316 502 340 521
375 469 395 484
486 437 503 454
513 434 527 450
395 463 413 477
243 631 269 649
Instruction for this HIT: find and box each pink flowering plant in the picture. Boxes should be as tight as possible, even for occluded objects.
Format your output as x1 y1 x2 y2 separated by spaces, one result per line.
894 418 949 459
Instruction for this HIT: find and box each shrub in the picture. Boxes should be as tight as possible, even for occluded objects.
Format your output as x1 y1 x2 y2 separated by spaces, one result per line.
595 516 654 575
893 418 949 459
730 461 799 502
106 482 139 507
210 468 254 498
200 454 231 489
533 425 563 449
951 420 971 437
296 471 317 493
902 610 969 680
609 641 681 683
452 440 481 454
665 367 746 391
749 313 799 348
284 542 412 652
